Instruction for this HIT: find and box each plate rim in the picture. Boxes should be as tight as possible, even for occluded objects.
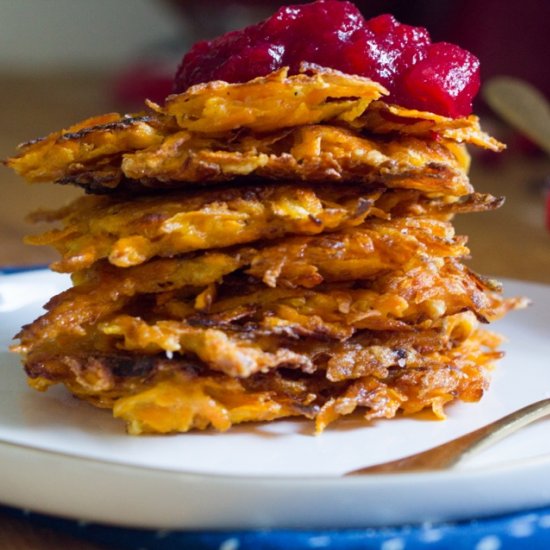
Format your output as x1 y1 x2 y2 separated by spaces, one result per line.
2 435 550 529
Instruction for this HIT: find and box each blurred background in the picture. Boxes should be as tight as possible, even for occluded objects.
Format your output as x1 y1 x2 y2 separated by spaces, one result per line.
0 0 549 280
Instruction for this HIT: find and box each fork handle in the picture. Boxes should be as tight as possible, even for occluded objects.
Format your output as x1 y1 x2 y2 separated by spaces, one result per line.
346 398 550 475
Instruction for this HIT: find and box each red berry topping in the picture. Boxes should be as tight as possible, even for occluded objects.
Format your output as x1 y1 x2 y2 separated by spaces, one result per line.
344 15 431 90
398 43 480 118
174 0 480 118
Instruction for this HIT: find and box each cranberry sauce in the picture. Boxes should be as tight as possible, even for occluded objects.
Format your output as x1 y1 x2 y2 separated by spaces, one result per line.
174 0 480 118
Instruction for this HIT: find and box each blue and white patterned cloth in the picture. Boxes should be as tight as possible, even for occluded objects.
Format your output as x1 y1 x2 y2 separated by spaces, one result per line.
3 504 550 549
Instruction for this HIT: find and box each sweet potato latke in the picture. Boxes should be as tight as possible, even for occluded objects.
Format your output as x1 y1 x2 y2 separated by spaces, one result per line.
7 65 524 435
7 67 501 193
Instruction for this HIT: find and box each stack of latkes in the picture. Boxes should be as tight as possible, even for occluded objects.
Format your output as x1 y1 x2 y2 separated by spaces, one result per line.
8 68 524 434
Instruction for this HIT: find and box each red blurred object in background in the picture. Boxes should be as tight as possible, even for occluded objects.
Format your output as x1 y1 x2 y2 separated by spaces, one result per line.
443 0 549 102
113 62 174 106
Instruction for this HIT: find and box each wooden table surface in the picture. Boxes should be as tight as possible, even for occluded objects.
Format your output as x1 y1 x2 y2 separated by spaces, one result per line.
0 72 549 549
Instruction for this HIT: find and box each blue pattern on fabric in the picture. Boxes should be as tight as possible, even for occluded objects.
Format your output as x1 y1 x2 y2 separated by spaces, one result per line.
0 264 48 275
3 505 550 549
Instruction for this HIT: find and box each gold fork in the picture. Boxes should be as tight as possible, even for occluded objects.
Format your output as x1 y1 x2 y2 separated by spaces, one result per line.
345 398 550 476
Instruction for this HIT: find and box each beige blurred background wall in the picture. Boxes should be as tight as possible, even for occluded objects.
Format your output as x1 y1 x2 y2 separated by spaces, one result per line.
0 0 180 70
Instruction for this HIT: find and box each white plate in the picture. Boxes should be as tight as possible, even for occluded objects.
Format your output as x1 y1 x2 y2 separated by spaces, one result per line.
1 269 550 529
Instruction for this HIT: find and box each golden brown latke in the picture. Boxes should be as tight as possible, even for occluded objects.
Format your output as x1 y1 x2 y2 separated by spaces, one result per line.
25 183 387 272
25 184 503 273
6 113 168 185
97 259 516 351
22 325 502 434
96 309 494 378
314 328 502 433
14 124 472 195
22 310 479 384
160 66 388 134
17 258 524 379
245 216 468 287
6 67 502 194
352 101 505 152
155 258 495 322
161 67 502 151
119 125 472 196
